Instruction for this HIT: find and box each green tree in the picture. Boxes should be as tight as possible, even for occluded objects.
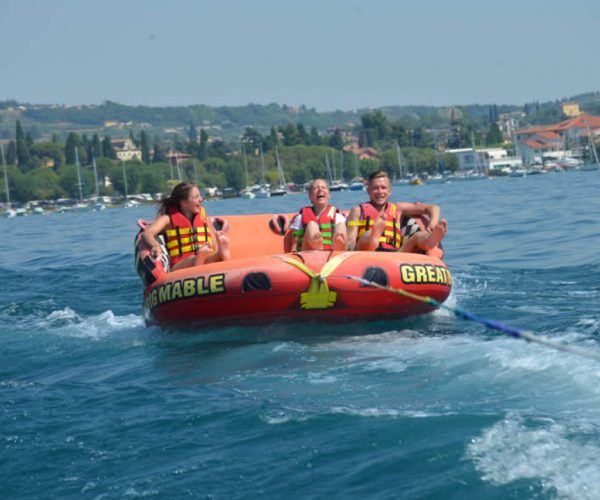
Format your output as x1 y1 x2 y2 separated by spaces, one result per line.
485 123 503 145
297 123 310 145
65 132 80 165
140 166 167 193
109 161 142 196
6 140 17 165
15 120 31 168
29 167 61 200
153 139 166 163
242 127 263 150
198 129 208 160
9 168 34 202
91 134 102 159
188 121 197 143
58 164 93 199
224 160 244 190
141 130 151 164
30 141 64 169
309 126 321 146
329 128 344 150
95 157 113 193
281 123 299 146
102 135 117 159
129 129 139 147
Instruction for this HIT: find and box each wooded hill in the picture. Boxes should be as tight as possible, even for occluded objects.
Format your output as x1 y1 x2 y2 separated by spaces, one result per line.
3 90 600 142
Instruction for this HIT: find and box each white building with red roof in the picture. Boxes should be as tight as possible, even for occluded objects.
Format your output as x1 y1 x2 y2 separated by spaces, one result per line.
515 113 600 164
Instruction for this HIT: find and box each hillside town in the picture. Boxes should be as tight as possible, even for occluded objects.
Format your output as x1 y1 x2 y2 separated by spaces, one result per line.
1 100 599 216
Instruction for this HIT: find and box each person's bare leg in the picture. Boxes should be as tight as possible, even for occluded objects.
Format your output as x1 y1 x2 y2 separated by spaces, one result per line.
332 223 347 251
399 219 447 253
420 219 447 250
194 244 214 265
357 217 386 250
301 221 323 250
203 232 231 263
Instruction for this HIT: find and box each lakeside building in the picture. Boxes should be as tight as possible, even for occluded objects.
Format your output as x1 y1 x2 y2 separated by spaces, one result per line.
515 112 600 164
445 147 522 173
111 138 142 162
343 143 378 160
165 151 192 167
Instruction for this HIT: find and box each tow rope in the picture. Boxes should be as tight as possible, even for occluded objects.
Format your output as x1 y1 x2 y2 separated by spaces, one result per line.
341 274 600 363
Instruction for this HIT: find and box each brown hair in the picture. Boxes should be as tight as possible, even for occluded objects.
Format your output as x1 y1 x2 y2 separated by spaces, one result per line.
368 170 390 183
156 181 196 215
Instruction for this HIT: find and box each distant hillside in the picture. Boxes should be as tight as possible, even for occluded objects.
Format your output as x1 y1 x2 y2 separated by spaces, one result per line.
2 91 600 141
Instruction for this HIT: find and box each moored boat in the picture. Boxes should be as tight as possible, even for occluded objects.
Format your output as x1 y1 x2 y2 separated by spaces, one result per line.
135 213 451 328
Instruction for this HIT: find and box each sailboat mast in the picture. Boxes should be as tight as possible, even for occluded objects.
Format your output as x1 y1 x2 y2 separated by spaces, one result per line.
241 142 249 187
325 154 332 184
330 151 336 181
395 141 403 180
275 145 286 187
75 146 84 203
259 143 266 184
92 153 99 197
1 143 10 208
121 160 129 198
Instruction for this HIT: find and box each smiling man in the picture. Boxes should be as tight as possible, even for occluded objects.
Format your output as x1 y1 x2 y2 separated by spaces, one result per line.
284 178 347 252
347 170 447 252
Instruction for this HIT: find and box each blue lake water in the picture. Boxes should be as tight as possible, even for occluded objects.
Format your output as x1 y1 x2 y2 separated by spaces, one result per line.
1 170 600 499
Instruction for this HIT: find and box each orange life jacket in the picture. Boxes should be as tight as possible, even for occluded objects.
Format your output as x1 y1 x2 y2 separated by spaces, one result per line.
165 207 212 266
349 202 402 250
292 205 339 250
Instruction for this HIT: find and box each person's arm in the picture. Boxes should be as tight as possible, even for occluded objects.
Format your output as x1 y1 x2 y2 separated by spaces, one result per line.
396 202 440 229
142 214 170 258
284 214 302 253
206 216 220 253
345 205 361 250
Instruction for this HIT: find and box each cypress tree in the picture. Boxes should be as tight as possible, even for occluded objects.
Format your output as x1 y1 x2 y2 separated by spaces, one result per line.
65 132 79 165
141 130 150 164
6 140 17 165
92 134 102 158
309 126 321 146
15 120 30 167
198 129 208 161
188 121 197 143
102 135 116 159
152 140 165 163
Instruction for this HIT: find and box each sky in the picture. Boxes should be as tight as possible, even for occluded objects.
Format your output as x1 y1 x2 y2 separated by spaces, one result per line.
2 0 600 111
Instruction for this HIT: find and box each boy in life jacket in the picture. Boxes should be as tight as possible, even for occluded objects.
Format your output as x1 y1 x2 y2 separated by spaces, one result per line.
347 170 447 252
142 182 230 271
284 178 347 252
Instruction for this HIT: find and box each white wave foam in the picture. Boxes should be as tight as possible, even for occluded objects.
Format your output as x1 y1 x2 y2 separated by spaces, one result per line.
308 372 338 384
38 307 144 339
467 415 600 499
259 407 311 425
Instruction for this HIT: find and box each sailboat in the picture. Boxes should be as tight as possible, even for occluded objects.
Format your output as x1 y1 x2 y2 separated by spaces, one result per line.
59 147 90 212
1 143 17 218
327 151 348 191
270 146 288 196
122 160 138 208
239 143 256 199
254 144 271 198
582 128 600 171
392 141 409 185
91 153 106 210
